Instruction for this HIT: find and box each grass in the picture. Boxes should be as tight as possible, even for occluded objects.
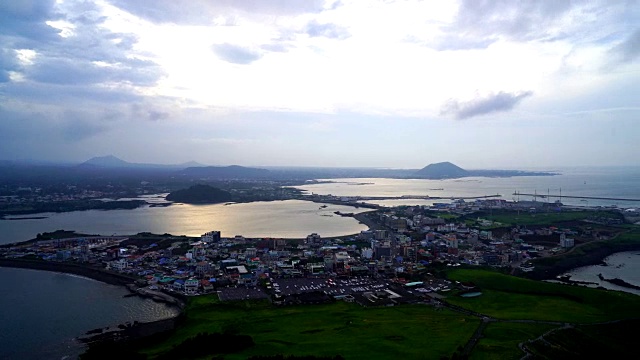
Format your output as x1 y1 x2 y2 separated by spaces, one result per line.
527 319 640 359
470 322 555 360
446 269 640 323
140 299 479 359
478 210 621 227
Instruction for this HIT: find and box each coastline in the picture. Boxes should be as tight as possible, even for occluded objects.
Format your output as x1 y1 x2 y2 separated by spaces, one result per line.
526 240 640 280
0 258 185 308
0 258 186 351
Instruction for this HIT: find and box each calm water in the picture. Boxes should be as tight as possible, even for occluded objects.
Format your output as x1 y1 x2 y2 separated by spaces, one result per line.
0 267 179 360
562 251 640 295
0 200 370 245
295 166 640 208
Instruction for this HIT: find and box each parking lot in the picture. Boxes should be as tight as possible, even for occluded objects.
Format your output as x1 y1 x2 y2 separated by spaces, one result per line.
271 277 392 297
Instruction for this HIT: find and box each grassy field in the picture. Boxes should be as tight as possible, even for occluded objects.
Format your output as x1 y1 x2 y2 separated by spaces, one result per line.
126 268 640 359
140 298 479 359
526 319 640 359
477 210 621 227
446 269 640 323
470 322 555 360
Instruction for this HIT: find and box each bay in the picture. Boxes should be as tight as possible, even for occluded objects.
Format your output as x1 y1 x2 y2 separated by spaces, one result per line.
0 267 179 360
295 166 640 208
0 200 370 245
560 251 640 295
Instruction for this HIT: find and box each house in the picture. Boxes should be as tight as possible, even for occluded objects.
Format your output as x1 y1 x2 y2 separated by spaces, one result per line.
172 279 185 291
184 278 199 294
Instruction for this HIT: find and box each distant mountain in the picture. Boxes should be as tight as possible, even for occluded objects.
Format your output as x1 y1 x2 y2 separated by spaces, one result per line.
81 155 130 167
415 162 470 179
166 184 233 204
180 165 270 179
79 156 204 170
178 161 205 168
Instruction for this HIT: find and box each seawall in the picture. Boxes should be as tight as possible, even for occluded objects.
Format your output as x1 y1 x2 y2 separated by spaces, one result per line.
0 258 139 286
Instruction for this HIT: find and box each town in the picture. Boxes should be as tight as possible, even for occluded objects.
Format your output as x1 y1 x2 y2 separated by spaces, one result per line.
1 197 633 307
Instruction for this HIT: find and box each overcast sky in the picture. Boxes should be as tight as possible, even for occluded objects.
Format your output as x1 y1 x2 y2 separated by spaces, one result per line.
1 0 638 168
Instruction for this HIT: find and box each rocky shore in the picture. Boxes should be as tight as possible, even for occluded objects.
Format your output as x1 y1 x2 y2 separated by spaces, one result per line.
526 241 640 281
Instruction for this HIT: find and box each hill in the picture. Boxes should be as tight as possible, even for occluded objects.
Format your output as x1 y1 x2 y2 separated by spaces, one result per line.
79 156 204 170
165 184 233 204
414 162 469 179
81 155 130 167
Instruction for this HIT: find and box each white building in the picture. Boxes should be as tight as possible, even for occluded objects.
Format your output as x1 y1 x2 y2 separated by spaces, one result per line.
559 233 574 248
361 247 374 259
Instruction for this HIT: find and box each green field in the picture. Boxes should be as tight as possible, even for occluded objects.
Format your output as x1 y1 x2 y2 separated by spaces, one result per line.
83 267 640 359
470 322 555 360
526 319 640 359
476 210 621 227
140 298 479 359
446 269 640 323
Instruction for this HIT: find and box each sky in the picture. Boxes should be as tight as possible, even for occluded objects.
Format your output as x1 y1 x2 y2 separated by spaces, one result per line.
0 0 639 169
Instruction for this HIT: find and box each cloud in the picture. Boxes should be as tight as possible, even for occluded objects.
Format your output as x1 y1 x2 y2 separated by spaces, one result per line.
212 43 262 64
0 0 62 43
306 20 350 39
61 114 111 141
442 91 533 120
609 29 640 64
433 0 631 51
0 0 164 105
108 0 325 25
26 57 162 86
0 49 19 82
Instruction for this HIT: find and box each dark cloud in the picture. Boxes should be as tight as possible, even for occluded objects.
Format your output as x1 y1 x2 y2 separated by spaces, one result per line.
0 0 164 104
0 49 19 82
60 113 111 141
609 29 640 64
442 91 533 120
3 81 144 106
212 43 262 64
0 0 62 43
26 57 162 86
306 21 350 39
108 0 325 25
131 103 172 122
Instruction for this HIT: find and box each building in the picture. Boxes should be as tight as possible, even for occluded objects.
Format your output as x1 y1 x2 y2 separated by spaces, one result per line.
559 233 575 248
201 231 221 243
184 278 200 294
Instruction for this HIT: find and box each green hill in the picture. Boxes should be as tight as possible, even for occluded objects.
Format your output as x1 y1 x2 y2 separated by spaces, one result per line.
165 184 233 204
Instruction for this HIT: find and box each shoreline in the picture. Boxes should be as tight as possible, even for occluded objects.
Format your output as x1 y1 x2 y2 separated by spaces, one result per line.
526 241 640 281
0 258 186 351
0 258 185 308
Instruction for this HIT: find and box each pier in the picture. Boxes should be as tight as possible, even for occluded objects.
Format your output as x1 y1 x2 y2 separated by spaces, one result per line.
513 193 640 202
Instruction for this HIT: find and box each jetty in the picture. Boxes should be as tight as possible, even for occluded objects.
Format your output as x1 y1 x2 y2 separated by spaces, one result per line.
513 192 640 202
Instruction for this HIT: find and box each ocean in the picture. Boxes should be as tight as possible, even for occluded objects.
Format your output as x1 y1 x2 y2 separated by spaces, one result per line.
0 267 179 360
561 251 640 295
295 166 640 208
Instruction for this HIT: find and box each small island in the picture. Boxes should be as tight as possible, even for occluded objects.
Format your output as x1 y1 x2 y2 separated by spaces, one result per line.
165 184 233 204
